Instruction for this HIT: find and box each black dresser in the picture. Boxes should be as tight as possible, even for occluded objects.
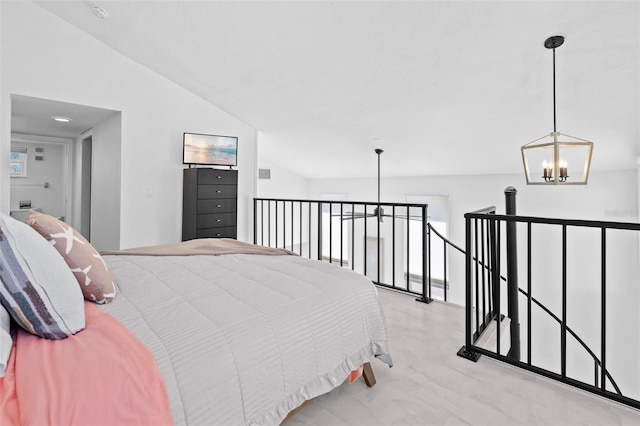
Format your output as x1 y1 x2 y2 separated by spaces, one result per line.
182 168 237 241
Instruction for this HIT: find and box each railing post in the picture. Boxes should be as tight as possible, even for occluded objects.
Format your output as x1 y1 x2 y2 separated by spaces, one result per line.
253 198 257 245
317 202 322 261
416 206 432 304
458 214 480 361
505 186 521 362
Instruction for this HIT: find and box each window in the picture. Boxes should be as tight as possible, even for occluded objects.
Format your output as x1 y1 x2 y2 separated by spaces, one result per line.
10 150 27 177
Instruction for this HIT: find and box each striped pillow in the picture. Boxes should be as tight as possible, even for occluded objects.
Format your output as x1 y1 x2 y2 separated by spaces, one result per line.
0 213 85 340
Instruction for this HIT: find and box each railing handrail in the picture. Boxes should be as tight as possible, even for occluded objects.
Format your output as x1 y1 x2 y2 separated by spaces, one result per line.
427 222 465 254
516 286 622 395
467 205 497 215
254 197 428 209
465 211 640 231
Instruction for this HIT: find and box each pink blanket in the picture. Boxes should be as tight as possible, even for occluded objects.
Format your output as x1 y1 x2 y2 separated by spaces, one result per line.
0 303 172 425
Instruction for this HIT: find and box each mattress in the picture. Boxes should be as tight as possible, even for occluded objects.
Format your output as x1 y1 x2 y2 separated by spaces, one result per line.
100 252 392 426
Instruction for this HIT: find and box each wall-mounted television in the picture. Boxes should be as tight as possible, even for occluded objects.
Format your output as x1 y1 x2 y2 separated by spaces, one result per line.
183 132 238 167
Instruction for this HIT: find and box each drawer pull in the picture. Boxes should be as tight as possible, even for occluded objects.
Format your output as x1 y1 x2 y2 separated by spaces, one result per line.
217 204 222 208
216 190 222 193
216 233 221 237
216 176 222 179
216 219 221 222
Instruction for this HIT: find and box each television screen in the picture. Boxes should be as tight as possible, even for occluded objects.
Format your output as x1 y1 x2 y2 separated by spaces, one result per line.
183 132 238 166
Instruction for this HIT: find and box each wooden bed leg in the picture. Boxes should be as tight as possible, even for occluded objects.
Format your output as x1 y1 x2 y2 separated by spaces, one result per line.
282 399 311 424
362 362 376 387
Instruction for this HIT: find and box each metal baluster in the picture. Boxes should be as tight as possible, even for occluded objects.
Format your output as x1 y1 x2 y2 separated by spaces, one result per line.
392 205 396 288
601 227 607 391
351 203 355 271
364 204 368 276
308 202 312 258
291 200 295 251
527 222 532 366
340 203 344 267
406 206 410 291
329 203 333 263
268 200 271 247
317 203 322 261
474 218 480 336
275 201 279 248
561 224 567 378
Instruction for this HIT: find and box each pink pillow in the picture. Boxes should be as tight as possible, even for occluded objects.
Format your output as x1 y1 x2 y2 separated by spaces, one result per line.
26 211 116 304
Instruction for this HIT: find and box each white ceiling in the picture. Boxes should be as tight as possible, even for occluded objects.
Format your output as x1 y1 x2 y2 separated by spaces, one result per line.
35 1 639 179
11 94 119 139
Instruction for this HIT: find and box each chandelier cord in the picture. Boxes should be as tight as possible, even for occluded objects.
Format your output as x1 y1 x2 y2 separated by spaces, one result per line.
553 47 557 133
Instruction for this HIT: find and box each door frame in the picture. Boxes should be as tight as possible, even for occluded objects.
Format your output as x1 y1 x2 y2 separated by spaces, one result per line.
79 129 93 239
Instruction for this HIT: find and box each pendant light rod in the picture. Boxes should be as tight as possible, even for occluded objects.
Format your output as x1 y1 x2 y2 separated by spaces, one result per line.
553 47 557 132
375 148 383 209
545 35 564 133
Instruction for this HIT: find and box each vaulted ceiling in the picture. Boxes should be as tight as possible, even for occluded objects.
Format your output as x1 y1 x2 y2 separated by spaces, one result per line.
35 1 639 179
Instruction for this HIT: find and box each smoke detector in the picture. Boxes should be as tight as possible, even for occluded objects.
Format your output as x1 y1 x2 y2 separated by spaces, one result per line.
92 6 109 19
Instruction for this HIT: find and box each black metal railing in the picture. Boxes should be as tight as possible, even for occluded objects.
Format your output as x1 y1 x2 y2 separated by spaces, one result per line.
458 188 640 410
253 198 445 302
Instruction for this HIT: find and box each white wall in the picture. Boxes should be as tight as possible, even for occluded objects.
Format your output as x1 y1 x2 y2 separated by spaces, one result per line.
256 155 309 199
71 133 86 232
90 113 121 251
1 2 258 248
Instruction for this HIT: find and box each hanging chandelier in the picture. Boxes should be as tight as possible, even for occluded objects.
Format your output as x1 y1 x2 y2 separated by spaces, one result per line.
521 35 594 185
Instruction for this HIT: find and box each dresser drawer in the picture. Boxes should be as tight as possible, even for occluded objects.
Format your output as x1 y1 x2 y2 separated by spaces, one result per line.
197 184 237 200
196 226 237 239
197 212 236 229
197 169 237 185
197 199 236 214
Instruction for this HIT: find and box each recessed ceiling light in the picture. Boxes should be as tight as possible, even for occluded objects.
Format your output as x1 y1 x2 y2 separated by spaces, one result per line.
52 116 73 123
92 6 109 19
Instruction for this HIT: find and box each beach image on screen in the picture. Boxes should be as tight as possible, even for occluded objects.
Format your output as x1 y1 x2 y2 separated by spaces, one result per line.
184 133 237 165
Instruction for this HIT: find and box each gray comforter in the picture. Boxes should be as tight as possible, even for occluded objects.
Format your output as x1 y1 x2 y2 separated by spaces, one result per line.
100 252 392 425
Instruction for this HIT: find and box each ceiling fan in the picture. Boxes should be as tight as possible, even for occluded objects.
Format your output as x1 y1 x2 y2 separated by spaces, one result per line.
332 149 425 223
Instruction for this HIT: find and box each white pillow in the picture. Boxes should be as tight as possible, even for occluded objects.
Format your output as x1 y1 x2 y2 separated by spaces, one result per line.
0 213 85 339
0 305 10 377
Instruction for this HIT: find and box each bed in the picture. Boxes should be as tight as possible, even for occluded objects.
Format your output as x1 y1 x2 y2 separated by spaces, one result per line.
0 212 392 426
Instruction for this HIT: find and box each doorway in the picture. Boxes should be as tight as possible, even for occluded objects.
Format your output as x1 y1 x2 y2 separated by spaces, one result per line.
10 94 121 248
9 135 71 222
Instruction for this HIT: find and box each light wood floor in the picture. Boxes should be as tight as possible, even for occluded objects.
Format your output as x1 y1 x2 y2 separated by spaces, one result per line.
288 288 640 426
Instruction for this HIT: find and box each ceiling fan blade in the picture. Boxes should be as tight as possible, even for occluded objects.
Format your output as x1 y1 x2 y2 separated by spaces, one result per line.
339 213 378 221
